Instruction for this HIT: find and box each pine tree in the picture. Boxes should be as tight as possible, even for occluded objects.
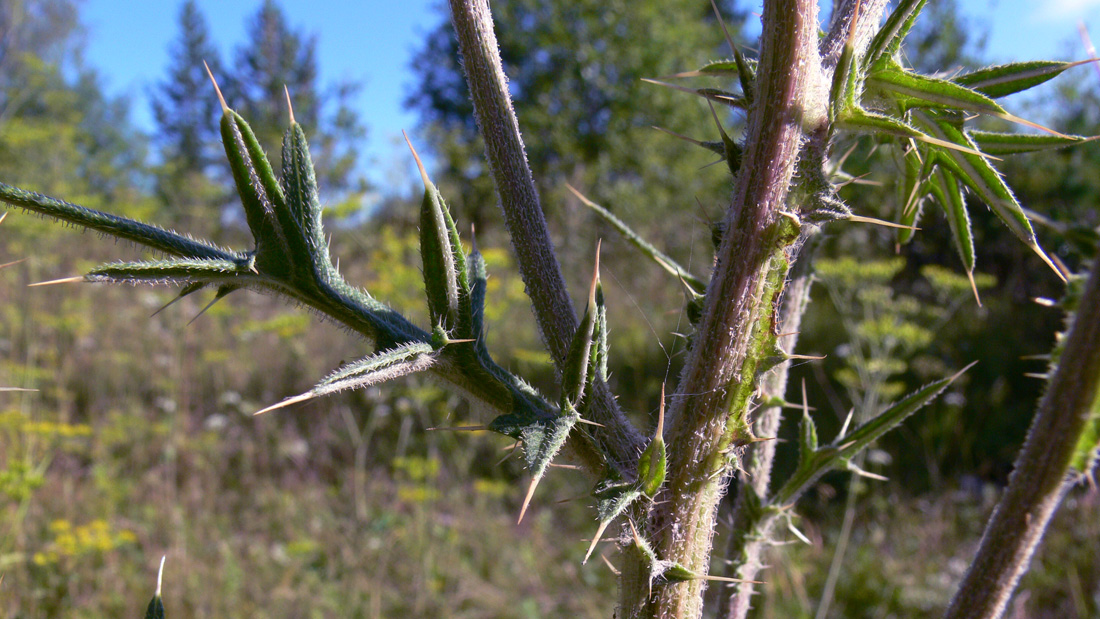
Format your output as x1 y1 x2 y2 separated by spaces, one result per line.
150 0 224 175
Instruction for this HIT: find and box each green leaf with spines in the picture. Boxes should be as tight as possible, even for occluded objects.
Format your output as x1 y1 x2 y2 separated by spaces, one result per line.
568 185 706 295
864 0 928 70
775 364 973 506
314 342 437 396
87 258 252 287
829 32 861 125
968 130 1094 156
867 63 1007 116
894 148 930 245
561 253 600 410
929 167 976 274
797 409 818 470
280 121 332 275
591 282 609 385
415 151 471 338
910 111 1046 253
0 182 237 261
732 46 755 104
219 107 288 258
952 60 1084 99
467 241 488 353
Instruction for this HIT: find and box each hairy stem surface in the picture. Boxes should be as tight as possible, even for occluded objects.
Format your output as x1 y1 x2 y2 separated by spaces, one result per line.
944 255 1100 619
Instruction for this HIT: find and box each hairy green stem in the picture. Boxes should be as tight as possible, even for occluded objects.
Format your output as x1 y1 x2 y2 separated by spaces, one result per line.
718 255 814 619
447 0 645 474
943 254 1100 618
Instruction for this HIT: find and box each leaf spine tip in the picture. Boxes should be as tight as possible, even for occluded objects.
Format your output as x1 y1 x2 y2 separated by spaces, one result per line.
156 556 166 596
203 60 229 113
28 276 84 287
402 130 432 190
584 519 612 564
254 392 315 416
284 85 295 125
966 270 982 307
517 476 541 524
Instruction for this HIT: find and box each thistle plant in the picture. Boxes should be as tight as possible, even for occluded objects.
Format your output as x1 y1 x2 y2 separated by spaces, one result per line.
1 0 1099 618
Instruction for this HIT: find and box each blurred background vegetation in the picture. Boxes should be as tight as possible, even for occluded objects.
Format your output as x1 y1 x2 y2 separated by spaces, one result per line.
1 0 1098 616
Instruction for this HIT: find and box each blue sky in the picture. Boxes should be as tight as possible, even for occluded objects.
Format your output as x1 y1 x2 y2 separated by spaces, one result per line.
80 0 1100 192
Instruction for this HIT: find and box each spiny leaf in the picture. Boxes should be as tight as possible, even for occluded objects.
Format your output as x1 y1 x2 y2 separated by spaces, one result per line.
585 479 642 564
0 182 236 261
836 108 990 158
912 111 1063 280
517 410 579 523
591 277 609 385
561 245 601 409
86 258 251 287
280 107 330 271
209 66 287 257
952 59 1098 99
732 46 755 104
467 229 488 350
969 130 1096 156
408 133 471 337
928 168 979 304
895 148 930 245
566 184 707 295
775 363 974 506
636 385 667 498
867 64 1007 116
796 381 818 469
639 78 748 109
255 342 437 415
864 0 928 70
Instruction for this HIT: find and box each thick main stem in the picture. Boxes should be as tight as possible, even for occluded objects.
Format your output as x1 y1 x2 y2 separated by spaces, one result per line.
944 256 1100 618
621 1 825 617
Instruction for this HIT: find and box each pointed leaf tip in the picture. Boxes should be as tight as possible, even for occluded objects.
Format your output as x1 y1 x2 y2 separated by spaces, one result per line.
590 240 602 306
584 519 612 564
517 475 541 524
203 60 228 113
284 85 295 124
254 392 316 416
28 276 84 287
403 131 432 190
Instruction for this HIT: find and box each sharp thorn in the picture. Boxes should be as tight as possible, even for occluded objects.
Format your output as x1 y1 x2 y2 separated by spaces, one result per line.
0 257 28 270
517 475 541 524
426 425 488 432
967 270 982 307
584 519 612 564
156 556 166 597
254 392 316 416
0 211 7 224
1033 297 1056 307
284 85 295 124
656 383 666 438
600 554 620 575
575 418 605 428
204 60 229 113
0 387 37 392
28 276 84 287
188 294 222 326
698 573 765 585
1029 242 1067 283
1023 372 1049 380
847 214 919 231
403 130 432 191
547 463 582 470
